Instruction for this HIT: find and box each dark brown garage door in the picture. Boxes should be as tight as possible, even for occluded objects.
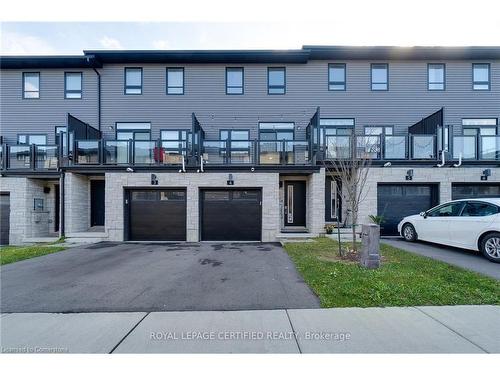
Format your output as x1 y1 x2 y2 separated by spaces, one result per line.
452 184 500 200
377 184 438 236
0 193 10 245
201 189 262 241
127 189 186 241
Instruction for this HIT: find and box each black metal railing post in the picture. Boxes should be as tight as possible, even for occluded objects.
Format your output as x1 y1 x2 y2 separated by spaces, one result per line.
30 144 36 170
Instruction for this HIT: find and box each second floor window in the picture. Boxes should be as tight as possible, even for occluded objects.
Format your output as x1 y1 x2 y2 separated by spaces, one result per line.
125 68 142 94
371 64 388 91
473 63 490 90
23 72 40 99
65 72 82 98
166 68 184 94
328 64 346 90
428 64 445 90
226 68 244 94
17 134 47 145
268 67 286 94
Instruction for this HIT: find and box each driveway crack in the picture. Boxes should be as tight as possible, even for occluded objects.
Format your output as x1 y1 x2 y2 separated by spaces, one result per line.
285 309 302 354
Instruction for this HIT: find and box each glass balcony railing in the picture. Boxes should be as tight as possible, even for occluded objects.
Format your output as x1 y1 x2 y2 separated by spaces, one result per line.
133 141 156 165
202 140 227 164
8 145 31 169
411 135 436 159
258 141 283 165
75 140 100 164
356 136 381 159
325 135 351 159
104 140 129 164
284 141 309 165
35 145 58 169
384 136 407 159
452 136 477 159
480 136 500 160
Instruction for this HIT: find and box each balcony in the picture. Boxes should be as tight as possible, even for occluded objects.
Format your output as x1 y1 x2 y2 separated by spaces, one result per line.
1 144 58 171
323 134 499 162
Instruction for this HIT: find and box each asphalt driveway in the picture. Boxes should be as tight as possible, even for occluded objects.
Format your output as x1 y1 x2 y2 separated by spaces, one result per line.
0 242 320 313
382 238 500 280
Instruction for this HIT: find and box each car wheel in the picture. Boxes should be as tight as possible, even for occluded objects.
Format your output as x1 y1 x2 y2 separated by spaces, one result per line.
402 223 417 242
480 233 500 263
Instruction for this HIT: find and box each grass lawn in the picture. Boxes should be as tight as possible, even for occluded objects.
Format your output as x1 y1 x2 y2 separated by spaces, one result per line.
284 238 500 308
0 245 66 265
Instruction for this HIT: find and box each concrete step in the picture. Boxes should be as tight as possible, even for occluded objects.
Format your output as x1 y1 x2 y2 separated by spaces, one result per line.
22 237 60 244
65 230 108 244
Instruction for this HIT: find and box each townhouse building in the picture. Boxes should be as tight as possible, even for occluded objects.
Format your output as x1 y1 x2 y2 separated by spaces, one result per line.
0 46 499 245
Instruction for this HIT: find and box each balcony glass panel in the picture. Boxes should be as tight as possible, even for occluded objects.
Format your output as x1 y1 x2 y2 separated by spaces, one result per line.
35 145 58 169
133 141 156 164
453 136 477 159
259 141 283 164
202 141 226 164
384 136 406 159
8 145 31 169
285 141 309 165
356 136 381 159
228 140 253 164
325 135 351 159
480 136 500 160
75 141 99 164
411 135 435 159
160 140 187 165
104 141 129 164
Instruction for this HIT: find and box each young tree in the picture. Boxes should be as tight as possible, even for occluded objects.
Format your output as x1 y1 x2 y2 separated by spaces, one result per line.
322 134 374 255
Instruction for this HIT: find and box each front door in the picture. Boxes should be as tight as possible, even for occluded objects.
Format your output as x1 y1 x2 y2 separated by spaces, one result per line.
90 180 105 227
284 181 306 227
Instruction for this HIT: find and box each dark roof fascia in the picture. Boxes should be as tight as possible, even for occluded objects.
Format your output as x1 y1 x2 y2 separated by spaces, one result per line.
304 45 500 60
82 49 310 64
0 55 102 69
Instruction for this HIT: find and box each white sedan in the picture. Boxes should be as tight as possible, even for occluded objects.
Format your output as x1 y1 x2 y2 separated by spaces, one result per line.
397 198 500 263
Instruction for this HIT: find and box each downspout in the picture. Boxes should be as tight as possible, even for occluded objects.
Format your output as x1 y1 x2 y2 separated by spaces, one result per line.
92 67 101 132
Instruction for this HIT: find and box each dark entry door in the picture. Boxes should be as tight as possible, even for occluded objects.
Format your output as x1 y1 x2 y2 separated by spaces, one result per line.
284 181 306 227
0 193 10 245
128 189 186 241
90 180 105 226
54 184 60 232
201 189 261 241
377 184 438 236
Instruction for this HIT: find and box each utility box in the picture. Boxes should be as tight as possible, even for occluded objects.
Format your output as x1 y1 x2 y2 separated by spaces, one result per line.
360 224 381 269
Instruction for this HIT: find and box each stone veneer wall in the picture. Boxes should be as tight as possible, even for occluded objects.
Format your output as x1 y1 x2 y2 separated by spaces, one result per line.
64 173 90 233
105 172 281 242
0 177 58 244
357 167 500 227
307 168 325 235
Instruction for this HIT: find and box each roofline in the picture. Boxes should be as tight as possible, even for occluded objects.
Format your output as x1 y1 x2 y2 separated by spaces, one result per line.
0 55 102 69
2 45 500 68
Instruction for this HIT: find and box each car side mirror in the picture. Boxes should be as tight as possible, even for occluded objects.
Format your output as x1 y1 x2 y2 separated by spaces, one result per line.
420 211 427 219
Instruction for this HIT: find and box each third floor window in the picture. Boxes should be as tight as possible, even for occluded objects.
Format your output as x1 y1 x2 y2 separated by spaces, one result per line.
65 72 82 99
267 67 286 94
371 64 388 90
124 68 142 95
226 67 244 94
428 64 445 90
473 63 490 90
328 64 346 90
166 68 184 94
23 72 40 99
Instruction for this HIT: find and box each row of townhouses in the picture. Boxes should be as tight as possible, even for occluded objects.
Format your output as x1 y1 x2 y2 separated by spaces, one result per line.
0 46 499 245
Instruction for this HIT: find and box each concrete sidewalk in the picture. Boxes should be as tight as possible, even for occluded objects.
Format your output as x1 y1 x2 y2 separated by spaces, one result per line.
1 305 499 353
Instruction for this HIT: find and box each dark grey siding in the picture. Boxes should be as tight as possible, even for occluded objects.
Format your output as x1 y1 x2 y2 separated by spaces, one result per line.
99 60 500 140
0 69 98 143
1 59 499 143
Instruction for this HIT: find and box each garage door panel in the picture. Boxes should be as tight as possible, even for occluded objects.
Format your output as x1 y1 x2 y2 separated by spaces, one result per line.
378 184 437 236
201 189 261 241
0 194 10 245
452 184 500 200
128 189 186 241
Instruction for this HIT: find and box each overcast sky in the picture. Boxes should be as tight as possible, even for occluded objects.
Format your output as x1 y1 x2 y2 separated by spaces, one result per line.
2 18 500 55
